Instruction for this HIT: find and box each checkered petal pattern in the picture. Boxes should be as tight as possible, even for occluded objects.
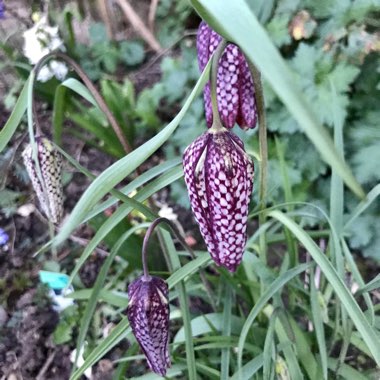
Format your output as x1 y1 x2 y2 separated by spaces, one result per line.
196 21 257 130
183 130 254 272
22 137 64 224
127 276 170 376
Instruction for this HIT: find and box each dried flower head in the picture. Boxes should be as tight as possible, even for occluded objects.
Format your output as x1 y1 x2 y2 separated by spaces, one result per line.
127 276 170 376
197 21 257 130
22 137 64 224
183 129 254 272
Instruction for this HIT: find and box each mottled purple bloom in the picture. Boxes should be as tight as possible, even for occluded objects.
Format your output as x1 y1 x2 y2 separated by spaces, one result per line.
197 21 257 130
127 276 170 376
22 137 64 224
0 228 9 245
183 130 254 272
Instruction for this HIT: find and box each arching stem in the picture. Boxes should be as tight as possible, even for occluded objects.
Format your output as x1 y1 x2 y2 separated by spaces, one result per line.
249 62 268 278
141 218 216 311
31 51 132 154
209 39 227 132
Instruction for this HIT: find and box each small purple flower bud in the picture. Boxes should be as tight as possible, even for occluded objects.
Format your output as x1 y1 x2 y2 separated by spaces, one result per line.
0 228 9 246
127 276 171 376
183 130 254 272
197 21 257 130
22 137 64 224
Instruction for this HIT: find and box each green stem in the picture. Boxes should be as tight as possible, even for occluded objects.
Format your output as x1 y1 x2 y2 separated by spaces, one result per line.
141 217 217 310
249 63 268 270
209 40 227 132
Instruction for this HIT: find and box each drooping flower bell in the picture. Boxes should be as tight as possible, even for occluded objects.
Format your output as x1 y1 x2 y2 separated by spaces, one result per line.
126 275 171 376
197 21 257 130
183 129 254 272
22 136 64 224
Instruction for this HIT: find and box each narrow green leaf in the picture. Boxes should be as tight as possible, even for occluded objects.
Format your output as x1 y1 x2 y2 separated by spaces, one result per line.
190 0 365 199
263 309 277 380
269 210 380 365
358 274 380 295
70 317 131 380
230 354 264 380
344 184 380 231
221 285 232 380
325 357 370 380
237 263 311 371
329 80 344 236
310 268 328 379
286 314 323 379
61 78 98 107
167 252 211 289
52 84 67 145
160 230 197 380
174 313 244 344
83 158 181 222
341 238 374 325
129 365 187 379
0 76 29 152
67 289 128 308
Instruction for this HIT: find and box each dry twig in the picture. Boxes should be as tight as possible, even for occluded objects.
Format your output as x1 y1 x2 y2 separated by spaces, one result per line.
115 0 162 52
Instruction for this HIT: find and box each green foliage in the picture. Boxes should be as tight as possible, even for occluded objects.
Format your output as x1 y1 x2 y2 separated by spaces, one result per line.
75 22 146 81
53 305 80 345
1 0 380 378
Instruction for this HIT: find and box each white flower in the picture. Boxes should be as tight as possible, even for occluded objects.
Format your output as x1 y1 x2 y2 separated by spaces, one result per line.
23 15 68 82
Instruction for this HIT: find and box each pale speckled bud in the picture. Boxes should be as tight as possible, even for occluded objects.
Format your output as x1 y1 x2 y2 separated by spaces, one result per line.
127 276 170 376
183 130 254 272
22 137 63 224
197 21 257 130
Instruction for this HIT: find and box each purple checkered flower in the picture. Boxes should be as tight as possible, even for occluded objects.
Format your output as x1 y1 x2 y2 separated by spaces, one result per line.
127 276 170 376
197 21 257 130
22 137 64 224
183 129 254 272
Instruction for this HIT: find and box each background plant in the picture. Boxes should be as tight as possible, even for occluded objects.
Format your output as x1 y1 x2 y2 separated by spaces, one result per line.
0 0 379 379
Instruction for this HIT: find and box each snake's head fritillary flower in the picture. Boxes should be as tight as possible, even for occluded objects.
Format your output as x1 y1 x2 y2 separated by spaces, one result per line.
127 276 171 376
183 129 254 272
22 137 64 224
197 21 257 130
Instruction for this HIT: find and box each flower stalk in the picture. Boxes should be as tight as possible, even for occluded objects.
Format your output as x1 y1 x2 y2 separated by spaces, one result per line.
210 39 227 132
30 51 131 154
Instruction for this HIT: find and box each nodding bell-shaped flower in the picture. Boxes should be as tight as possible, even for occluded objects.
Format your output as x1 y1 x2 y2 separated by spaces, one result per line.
197 21 257 130
126 275 171 376
183 129 254 272
22 136 63 224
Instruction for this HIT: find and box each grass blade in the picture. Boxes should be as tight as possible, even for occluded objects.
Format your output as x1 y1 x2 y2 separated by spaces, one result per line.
344 184 380 231
237 263 311 372
310 268 328 379
70 317 131 380
159 230 197 380
220 285 232 380
0 76 29 152
230 354 264 380
269 210 380 365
